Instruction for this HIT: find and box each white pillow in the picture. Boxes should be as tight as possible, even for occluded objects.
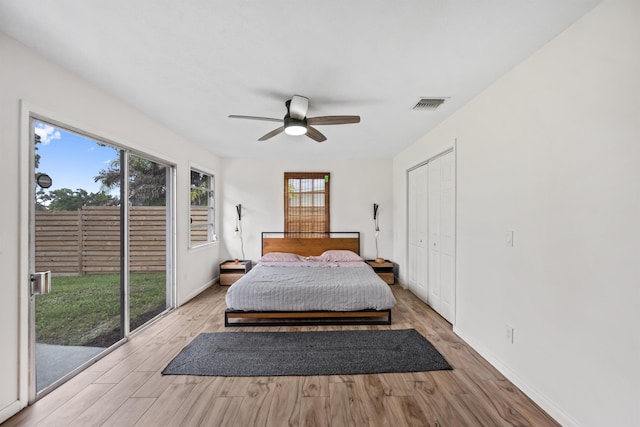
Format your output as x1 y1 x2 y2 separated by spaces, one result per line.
260 252 303 262
320 250 363 262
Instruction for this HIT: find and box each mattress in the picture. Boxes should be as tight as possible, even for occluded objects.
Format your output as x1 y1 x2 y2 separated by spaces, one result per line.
225 261 397 312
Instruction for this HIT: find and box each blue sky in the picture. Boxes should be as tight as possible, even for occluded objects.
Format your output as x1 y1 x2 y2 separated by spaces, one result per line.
34 121 120 194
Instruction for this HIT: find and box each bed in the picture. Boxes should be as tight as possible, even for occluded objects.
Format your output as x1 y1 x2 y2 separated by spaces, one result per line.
224 232 397 326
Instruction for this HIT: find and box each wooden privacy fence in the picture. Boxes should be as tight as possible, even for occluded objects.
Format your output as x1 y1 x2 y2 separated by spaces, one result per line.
35 206 167 276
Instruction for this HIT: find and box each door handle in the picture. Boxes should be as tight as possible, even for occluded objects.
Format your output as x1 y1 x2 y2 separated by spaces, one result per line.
30 271 51 296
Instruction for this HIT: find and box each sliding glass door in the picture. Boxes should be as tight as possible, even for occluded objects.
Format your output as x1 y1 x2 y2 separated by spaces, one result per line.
127 153 171 334
30 118 173 400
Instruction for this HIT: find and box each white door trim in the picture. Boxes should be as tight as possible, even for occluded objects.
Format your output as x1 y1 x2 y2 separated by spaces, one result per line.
17 100 33 412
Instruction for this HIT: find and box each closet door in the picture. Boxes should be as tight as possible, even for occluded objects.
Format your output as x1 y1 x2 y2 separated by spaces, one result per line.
415 165 429 301
427 152 455 323
428 157 442 312
439 152 455 322
407 169 418 289
407 165 428 301
407 150 455 324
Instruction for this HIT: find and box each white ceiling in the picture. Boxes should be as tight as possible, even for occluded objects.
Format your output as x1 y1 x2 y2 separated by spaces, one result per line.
0 0 601 159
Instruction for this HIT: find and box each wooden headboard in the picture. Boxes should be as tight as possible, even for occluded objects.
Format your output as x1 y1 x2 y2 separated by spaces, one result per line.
261 232 360 256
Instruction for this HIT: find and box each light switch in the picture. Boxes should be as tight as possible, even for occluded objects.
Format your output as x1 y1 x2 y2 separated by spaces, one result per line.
505 231 514 247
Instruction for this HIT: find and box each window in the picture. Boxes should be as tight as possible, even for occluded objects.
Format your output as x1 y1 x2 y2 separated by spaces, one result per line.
284 172 330 234
190 169 216 246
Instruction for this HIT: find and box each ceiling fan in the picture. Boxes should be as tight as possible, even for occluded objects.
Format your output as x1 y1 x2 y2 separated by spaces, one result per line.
229 95 360 142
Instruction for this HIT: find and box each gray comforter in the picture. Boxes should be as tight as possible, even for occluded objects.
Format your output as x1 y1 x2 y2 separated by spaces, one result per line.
225 262 397 311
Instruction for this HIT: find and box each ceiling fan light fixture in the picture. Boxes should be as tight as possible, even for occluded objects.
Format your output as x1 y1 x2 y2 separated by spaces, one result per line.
284 116 308 136
229 95 358 142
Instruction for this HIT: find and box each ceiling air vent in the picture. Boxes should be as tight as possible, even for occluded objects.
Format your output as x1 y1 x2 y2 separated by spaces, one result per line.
412 98 447 111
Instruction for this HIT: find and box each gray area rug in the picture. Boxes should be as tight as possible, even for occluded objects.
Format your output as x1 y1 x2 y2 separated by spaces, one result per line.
162 329 451 377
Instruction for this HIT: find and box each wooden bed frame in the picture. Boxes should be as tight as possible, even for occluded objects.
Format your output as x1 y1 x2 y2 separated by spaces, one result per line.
224 232 392 327
262 232 360 256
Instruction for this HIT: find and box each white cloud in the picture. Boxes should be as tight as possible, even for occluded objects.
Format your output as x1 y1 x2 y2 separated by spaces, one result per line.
34 123 61 144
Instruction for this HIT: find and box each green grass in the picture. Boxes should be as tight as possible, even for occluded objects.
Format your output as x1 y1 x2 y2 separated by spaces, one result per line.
36 273 166 347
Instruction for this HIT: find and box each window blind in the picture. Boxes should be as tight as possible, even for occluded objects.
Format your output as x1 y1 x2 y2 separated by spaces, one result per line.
284 172 330 236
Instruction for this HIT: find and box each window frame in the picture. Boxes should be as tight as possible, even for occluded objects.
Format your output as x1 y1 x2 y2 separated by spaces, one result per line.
284 172 330 234
189 168 216 247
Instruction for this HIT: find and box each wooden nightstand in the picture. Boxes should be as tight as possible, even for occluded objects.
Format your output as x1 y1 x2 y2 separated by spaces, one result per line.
365 259 395 284
219 260 252 286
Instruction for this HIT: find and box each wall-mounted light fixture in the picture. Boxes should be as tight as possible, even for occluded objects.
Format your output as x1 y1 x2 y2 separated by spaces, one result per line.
234 204 242 237
234 204 245 260
373 203 381 261
373 203 380 237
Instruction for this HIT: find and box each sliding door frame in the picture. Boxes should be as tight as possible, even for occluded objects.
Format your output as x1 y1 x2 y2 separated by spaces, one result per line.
19 101 176 404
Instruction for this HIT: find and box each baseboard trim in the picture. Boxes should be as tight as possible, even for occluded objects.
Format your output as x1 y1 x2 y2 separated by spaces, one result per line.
452 326 580 427
0 399 25 424
178 278 216 306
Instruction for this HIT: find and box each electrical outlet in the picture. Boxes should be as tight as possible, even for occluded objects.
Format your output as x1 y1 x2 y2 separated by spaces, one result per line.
505 325 514 344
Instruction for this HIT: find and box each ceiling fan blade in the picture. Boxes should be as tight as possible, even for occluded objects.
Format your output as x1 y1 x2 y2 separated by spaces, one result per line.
288 95 309 120
229 115 282 123
307 115 360 125
258 126 285 141
306 126 327 142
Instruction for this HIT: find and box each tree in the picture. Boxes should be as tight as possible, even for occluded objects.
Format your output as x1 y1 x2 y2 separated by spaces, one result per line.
95 156 167 206
34 133 49 210
43 188 118 211
190 170 210 206
34 133 42 169
35 188 50 211
33 126 121 211
35 136 165 210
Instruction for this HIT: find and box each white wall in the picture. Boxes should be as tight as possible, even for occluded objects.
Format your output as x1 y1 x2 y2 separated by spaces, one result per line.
0 33 220 421
220 158 393 262
393 0 639 425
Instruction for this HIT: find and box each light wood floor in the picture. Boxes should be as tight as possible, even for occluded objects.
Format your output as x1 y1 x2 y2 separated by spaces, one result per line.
5 285 559 427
